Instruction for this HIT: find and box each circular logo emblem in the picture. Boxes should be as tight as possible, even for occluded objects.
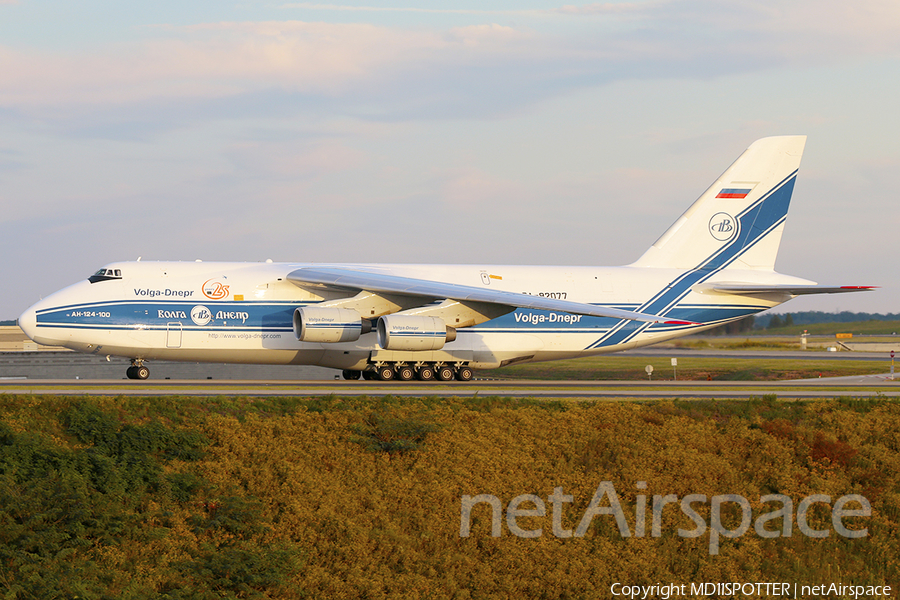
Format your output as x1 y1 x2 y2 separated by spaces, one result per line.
202 279 230 300
708 212 738 242
191 305 213 326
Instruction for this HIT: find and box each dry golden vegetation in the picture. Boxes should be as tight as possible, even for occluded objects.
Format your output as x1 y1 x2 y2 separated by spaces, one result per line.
0 395 897 598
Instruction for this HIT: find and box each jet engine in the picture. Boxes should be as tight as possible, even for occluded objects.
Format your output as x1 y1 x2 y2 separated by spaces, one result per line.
293 307 368 343
376 315 457 351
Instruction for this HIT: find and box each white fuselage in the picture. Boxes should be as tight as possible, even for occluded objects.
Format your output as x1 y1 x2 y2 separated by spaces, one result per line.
18 260 801 371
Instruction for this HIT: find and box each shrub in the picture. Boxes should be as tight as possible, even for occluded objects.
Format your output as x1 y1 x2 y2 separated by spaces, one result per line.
349 411 439 458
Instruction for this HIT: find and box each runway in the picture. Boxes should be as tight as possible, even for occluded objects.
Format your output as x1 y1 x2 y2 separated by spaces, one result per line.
1 374 897 399
1 346 897 399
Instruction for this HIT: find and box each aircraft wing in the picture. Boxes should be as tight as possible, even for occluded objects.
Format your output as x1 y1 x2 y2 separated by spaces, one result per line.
286 267 695 324
708 284 876 295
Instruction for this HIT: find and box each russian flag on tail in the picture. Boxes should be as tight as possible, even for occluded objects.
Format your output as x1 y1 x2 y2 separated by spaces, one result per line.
716 188 752 199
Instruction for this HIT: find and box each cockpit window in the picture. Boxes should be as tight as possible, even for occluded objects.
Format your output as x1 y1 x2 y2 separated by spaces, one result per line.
88 268 124 284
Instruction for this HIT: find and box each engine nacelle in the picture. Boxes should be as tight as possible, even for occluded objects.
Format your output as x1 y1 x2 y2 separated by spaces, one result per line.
377 315 457 351
293 307 365 343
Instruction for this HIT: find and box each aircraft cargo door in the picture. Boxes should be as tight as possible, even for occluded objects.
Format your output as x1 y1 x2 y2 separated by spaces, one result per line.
166 322 183 348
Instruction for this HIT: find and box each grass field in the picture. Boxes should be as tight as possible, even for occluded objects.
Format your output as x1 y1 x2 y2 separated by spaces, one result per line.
672 337 806 350
751 320 900 336
0 394 897 598
677 334 899 351
488 355 889 381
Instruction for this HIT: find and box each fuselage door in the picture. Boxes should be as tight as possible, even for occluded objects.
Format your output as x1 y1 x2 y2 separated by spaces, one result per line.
166 322 183 348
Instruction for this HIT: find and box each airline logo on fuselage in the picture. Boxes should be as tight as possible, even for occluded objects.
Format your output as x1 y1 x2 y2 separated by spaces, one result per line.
514 312 583 325
134 288 194 298
191 305 212 326
708 212 738 242
158 306 248 324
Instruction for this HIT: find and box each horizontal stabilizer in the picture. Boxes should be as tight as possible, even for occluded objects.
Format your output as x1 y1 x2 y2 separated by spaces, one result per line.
707 283 876 296
288 267 696 325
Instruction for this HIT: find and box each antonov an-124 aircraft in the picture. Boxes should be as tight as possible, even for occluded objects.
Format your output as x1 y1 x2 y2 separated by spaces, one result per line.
19 136 873 381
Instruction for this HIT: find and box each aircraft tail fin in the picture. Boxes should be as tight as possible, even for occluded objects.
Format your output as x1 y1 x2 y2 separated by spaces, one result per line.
632 135 806 272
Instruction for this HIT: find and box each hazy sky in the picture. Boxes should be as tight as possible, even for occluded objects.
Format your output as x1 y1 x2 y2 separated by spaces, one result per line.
2 0 898 319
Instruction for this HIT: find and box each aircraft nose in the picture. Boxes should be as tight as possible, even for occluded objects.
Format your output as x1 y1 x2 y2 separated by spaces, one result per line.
18 305 38 342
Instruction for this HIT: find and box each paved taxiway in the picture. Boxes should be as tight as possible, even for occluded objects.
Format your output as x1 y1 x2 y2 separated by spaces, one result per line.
1 347 893 381
1 346 896 398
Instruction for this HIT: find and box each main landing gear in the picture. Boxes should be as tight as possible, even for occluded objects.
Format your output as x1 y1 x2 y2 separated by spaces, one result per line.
355 363 474 382
126 360 150 380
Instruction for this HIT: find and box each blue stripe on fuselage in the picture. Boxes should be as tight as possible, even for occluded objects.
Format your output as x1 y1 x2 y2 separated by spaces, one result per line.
35 301 303 331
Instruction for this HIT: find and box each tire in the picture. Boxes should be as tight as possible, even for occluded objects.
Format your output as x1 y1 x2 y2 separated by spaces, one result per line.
436 366 455 381
136 366 150 380
396 365 415 381
377 366 395 381
417 367 435 381
455 366 473 381
362 370 375 380
126 366 137 380
342 369 362 380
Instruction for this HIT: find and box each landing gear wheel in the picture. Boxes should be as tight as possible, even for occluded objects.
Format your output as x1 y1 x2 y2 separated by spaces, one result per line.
127 360 149 380
362 370 376 380
396 365 415 381
342 369 362 380
455 366 474 381
436 366 455 381
417 367 435 381
377 366 396 381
